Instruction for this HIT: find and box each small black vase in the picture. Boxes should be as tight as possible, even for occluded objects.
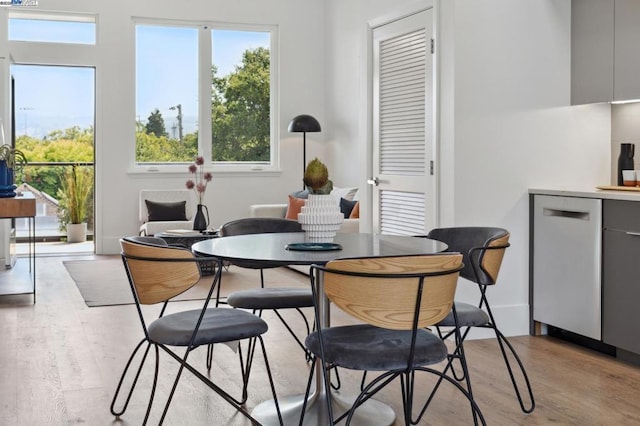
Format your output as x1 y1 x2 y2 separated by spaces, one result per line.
618 143 635 186
193 204 209 231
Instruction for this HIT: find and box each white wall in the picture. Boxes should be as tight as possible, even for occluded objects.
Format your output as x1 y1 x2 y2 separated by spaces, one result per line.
447 0 609 336
324 0 611 336
7 0 614 336
19 0 326 253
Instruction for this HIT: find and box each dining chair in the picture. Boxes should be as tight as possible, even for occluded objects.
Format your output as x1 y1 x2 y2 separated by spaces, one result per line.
217 217 314 360
110 236 282 425
300 254 486 426
418 227 535 417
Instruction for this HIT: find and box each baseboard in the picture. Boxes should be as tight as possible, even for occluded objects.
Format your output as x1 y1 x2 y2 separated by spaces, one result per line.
100 236 122 255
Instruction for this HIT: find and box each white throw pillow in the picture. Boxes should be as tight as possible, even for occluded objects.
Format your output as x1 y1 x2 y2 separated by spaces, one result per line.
331 186 359 201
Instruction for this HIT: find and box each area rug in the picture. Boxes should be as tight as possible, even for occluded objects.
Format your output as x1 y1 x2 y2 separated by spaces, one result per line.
63 256 309 307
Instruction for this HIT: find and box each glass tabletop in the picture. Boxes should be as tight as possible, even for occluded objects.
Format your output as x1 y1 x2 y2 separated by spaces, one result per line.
191 232 447 265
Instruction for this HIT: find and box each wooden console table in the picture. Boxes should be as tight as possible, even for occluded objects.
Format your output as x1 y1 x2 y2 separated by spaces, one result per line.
0 192 36 302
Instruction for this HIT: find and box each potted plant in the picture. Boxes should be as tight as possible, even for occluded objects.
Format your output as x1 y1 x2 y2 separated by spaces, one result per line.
185 155 213 231
0 144 27 197
298 158 343 242
57 165 93 243
303 158 333 194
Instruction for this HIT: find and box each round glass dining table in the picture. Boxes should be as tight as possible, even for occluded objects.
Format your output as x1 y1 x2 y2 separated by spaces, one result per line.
192 232 447 426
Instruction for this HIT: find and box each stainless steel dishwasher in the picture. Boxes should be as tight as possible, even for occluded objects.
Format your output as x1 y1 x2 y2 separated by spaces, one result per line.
532 195 602 340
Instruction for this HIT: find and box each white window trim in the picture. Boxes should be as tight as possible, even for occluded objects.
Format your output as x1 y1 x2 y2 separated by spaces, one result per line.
7 10 97 45
130 18 280 175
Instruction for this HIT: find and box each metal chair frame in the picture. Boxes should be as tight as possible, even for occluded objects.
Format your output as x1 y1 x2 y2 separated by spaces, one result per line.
418 228 535 419
110 238 283 425
209 218 324 377
300 255 486 426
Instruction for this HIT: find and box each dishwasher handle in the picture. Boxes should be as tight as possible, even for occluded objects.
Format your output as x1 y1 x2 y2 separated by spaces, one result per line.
542 208 590 221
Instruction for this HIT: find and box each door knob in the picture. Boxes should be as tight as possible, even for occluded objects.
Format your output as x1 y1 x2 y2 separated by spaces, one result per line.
367 177 380 186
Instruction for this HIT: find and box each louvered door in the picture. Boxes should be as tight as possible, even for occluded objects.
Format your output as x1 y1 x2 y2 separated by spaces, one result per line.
372 9 434 235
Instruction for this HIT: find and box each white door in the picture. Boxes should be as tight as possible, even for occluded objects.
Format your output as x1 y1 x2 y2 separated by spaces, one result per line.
371 9 435 235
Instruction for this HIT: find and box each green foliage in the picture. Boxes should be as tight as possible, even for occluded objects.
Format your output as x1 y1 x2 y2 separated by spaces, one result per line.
145 108 168 137
135 131 198 163
16 127 94 198
57 165 93 228
211 47 270 161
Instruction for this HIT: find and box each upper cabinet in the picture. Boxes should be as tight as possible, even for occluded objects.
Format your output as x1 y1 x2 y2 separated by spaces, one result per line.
572 0 640 104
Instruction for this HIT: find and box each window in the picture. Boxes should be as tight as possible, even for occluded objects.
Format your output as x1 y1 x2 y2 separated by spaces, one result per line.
135 21 275 169
8 13 96 44
135 25 199 163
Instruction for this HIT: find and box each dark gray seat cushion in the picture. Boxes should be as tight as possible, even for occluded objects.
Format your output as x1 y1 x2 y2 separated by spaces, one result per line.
305 324 447 371
227 288 313 310
148 308 268 347
437 302 490 327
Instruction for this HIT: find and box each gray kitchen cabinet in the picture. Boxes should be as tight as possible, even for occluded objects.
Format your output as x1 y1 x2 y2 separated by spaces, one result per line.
571 0 640 104
602 200 640 355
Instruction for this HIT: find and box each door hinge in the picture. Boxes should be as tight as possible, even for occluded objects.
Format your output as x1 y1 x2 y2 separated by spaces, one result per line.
430 38 435 54
430 160 434 175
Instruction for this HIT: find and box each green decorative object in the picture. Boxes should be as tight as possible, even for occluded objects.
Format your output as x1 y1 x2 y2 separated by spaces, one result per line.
303 158 333 194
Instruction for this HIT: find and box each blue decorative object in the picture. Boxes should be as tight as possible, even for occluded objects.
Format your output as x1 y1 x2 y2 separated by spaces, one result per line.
0 161 16 197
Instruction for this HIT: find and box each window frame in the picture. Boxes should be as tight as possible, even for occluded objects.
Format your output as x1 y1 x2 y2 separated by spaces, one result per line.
7 10 97 45
131 18 280 175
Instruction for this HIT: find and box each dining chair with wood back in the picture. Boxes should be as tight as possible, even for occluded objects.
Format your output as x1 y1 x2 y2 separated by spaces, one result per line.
417 227 535 418
300 254 486 425
218 218 314 360
110 236 282 425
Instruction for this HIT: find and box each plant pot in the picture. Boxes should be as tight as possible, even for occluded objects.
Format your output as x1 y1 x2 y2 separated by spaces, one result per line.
67 223 87 243
297 194 344 242
0 160 16 197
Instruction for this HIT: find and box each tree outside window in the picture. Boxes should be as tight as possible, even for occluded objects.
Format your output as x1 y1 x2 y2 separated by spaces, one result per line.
135 23 273 166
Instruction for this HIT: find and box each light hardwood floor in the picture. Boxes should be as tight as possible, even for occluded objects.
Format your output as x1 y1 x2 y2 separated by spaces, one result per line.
1 254 639 425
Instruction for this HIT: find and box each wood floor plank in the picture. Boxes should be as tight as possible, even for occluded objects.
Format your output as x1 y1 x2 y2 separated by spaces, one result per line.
0 255 639 425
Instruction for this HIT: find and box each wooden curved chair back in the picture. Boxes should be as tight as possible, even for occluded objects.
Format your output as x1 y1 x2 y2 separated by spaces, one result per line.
479 232 509 284
322 254 463 330
120 238 201 305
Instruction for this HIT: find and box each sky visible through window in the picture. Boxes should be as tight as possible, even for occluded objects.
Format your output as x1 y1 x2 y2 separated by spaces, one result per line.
9 18 96 44
10 23 269 139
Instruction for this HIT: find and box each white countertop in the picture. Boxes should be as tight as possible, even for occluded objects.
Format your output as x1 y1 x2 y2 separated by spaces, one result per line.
529 187 640 201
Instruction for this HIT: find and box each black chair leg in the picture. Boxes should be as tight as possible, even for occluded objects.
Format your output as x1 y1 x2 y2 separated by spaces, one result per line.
256 335 284 426
206 343 213 370
492 326 535 413
144 344 160 425
111 339 155 418
158 347 191 425
410 367 486 426
298 357 317 426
